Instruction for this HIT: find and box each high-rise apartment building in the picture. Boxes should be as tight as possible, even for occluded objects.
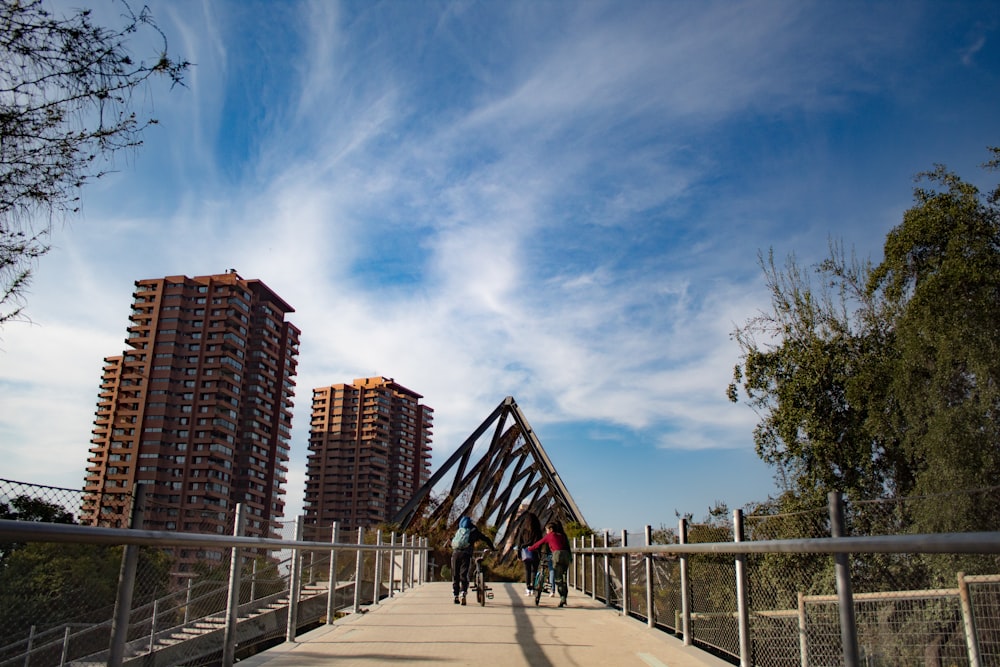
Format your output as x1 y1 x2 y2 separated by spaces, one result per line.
82 272 300 566
304 377 433 531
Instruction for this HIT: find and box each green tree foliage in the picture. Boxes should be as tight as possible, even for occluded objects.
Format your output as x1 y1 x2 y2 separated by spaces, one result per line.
0 0 188 323
728 243 888 504
0 494 76 564
730 148 1000 535
869 159 1000 530
0 541 171 639
0 493 75 523
0 495 172 640
564 521 594 540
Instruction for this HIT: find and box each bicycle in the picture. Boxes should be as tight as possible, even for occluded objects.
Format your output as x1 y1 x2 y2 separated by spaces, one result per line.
533 551 552 606
472 548 493 606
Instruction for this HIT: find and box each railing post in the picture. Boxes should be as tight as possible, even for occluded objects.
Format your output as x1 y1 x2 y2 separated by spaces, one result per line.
222 503 245 667
353 527 364 613
603 531 611 607
798 591 808 667
590 533 597 600
645 525 654 628
285 515 304 642
408 534 415 589
621 529 629 616
420 537 428 585
24 624 35 667
250 557 259 603
183 578 193 625
958 571 983 667
829 491 859 667
59 625 70 667
388 532 397 596
109 483 146 667
373 530 383 605
679 517 691 646
571 537 578 589
148 599 159 654
734 509 750 667
400 534 408 592
326 521 339 624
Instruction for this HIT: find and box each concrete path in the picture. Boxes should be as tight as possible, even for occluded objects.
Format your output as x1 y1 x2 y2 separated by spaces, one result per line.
239 582 734 667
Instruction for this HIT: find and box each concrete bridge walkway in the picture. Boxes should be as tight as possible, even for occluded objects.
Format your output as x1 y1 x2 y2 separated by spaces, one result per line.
239 582 734 667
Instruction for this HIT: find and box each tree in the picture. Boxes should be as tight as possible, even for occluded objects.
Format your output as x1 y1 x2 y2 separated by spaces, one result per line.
0 494 76 565
728 243 890 503
0 0 188 324
729 148 1000 536
0 493 75 523
868 158 1000 530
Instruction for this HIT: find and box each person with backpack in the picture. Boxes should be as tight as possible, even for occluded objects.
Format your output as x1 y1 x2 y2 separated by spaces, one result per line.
527 520 572 607
450 515 495 605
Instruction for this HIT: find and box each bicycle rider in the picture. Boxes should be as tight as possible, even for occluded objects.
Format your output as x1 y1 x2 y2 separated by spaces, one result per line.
450 516 495 605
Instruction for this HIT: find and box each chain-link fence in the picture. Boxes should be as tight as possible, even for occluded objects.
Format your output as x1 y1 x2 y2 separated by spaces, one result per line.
0 479 429 667
572 487 1000 667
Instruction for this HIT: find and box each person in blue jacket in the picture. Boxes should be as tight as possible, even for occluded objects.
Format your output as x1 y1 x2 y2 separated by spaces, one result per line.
450 516 495 605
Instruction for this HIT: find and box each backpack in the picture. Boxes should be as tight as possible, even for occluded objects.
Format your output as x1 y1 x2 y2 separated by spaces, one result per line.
451 526 472 549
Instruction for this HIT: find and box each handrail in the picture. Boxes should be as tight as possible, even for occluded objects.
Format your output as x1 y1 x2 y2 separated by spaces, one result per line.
4 518 991 556
0 623 91 655
0 519 431 554
574 530 1000 555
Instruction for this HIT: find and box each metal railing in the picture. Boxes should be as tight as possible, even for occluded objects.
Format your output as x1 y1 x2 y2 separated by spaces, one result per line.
6 477 1000 667
570 492 1000 667
0 496 430 667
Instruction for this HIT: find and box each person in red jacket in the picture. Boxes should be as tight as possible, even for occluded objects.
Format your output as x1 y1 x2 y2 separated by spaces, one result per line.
527 520 572 607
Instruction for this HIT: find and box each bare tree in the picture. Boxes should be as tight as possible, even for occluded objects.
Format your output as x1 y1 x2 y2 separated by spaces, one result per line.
0 0 188 323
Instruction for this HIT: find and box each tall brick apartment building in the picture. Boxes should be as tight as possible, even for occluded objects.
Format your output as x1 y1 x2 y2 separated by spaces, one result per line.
82 272 299 568
304 377 433 531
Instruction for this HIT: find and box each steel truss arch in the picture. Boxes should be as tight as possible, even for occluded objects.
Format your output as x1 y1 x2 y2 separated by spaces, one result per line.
392 397 586 544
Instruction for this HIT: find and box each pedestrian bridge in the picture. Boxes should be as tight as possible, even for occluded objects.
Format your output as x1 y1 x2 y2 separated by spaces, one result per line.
5 399 1000 666
238 581 729 667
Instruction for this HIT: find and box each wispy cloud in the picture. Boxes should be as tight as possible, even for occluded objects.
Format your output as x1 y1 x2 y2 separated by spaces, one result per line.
2 0 997 527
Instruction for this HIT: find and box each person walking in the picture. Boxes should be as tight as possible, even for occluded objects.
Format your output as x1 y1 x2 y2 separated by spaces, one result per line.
527 520 572 607
450 516 495 605
509 508 543 595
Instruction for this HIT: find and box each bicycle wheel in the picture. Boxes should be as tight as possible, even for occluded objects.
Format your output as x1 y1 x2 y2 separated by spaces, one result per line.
534 569 543 606
476 570 485 606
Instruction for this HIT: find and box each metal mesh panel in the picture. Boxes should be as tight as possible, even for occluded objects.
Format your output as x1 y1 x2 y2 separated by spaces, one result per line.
744 505 833 665
625 553 640 616
589 551 613 605
651 556 682 633
855 592 968 667
748 611 803 667
688 553 739 659
685 520 739 660
802 599 845 667
968 576 1000 664
0 479 143 666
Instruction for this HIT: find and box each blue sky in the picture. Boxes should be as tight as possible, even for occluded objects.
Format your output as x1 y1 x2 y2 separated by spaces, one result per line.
1 0 998 532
